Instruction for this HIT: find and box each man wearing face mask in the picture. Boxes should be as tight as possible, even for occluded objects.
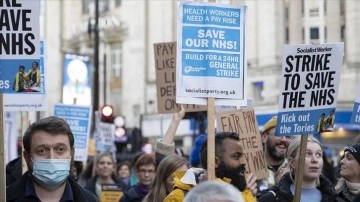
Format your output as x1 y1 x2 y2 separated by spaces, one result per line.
6 116 99 202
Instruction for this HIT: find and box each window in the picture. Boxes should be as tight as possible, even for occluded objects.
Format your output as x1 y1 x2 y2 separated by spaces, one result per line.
253 81 264 102
310 27 319 40
285 27 289 44
111 44 122 79
341 25 345 41
115 0 122 7
99 0 109 12
302 27 305 41
324 26 327 41
309 8 319 17
82 0 108 14
301 0 305 16
340 0 344 16
82 0 92 14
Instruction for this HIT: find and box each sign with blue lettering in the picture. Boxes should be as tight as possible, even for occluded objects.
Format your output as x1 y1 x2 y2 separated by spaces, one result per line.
176 2 247 106
95 122 115 153
53 104 92 161
351 85 360 125
276 43 344 136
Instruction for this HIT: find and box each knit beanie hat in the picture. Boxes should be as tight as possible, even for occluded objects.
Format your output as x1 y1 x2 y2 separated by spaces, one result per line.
189 135 207 167
344 143 360 165
262 116 277 133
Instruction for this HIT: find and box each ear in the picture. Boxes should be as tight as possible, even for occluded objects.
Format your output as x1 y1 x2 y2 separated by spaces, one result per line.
261 132 267 144
23 150 31 169
71 147 75 159
288 157 295 169
215 156 221 168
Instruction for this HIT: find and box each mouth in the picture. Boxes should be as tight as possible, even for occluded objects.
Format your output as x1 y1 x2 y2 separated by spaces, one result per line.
308 167 319 172
276 145 287 152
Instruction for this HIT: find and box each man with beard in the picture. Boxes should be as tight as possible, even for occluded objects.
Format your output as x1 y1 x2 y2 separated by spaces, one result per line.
258 116 291 192
200 132 256 202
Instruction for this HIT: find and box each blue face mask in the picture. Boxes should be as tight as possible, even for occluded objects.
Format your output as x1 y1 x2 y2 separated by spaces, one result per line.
31 158 71 190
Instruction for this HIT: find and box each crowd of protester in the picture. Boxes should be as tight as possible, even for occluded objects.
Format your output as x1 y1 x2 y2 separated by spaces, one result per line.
5 110 360 202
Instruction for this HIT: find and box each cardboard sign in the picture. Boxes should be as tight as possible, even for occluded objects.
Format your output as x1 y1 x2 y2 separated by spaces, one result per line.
100 184 124 202
154 42 206 113
217 107 268 179
277 43 344 136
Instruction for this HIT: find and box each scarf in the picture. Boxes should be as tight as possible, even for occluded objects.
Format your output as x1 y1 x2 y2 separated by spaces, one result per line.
346 181 360 195
134 183 150 198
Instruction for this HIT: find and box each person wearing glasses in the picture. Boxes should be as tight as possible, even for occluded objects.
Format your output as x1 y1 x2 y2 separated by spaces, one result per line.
120 154 156 202
257 116 291 193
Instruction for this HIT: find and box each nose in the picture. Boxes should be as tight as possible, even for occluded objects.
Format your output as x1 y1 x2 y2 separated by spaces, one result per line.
340 158 345 165
310 154 319 163
240 155 246 165
49 149 55 159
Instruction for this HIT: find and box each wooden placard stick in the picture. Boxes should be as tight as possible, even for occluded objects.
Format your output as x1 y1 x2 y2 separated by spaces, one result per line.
206 0 216 182
207 97 215 180
293 135 308 202
0 94 5 201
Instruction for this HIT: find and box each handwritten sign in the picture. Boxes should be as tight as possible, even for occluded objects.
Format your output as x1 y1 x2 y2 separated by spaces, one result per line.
217 107 268 179
277 43 344 136
154 42 206 113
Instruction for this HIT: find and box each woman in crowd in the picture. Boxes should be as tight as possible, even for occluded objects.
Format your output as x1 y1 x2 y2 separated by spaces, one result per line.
84 153 127 197
120 154 156 202
143 155 188 202
258 135 338 202
117 160 132 186
335 143 360 202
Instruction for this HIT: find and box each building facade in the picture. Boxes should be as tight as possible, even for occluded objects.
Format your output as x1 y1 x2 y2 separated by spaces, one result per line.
39 0 359 137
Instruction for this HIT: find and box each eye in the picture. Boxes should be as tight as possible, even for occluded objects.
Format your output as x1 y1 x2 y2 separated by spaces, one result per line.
36 148 47 155
57 146 66 152
233 153 243 160
315 152 322 158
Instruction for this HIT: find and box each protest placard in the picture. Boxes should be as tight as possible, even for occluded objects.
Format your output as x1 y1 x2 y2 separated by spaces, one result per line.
53 104 92 161
217 107 268 179
1 0 46 111
276 43 344 136
154 42 206 113
176 2 247 107
100 184 124 202
95 122 115 152
351 83 360 125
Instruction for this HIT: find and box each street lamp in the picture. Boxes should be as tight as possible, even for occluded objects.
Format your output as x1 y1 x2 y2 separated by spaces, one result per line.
93 0 100 112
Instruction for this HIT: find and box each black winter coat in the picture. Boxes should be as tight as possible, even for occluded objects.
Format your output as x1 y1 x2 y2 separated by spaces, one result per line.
7 171 99 202
258 172 339 202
